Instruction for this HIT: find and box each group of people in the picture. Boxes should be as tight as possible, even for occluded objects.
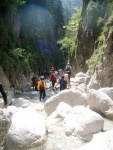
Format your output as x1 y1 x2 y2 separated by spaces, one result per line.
0 63 72 107
31 63 72 102
49 63 71 91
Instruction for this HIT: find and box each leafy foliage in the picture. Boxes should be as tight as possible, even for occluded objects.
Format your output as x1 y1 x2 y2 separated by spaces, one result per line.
58 7 82 63
0 0 26 7
86 46 104 74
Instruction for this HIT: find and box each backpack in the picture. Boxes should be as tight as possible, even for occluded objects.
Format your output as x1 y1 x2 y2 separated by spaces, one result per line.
40 81 44 88
50 74 56 81
66 65 71 72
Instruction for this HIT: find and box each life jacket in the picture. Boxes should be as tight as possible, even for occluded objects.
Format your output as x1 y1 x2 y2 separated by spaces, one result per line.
38 80 46 91
40 81 44 88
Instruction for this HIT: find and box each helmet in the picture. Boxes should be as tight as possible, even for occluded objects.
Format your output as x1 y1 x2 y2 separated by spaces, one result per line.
58 69 63 72
40 76 44 80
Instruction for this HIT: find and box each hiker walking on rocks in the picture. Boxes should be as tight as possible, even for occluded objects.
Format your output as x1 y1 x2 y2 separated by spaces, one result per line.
65 63 71 81
0 82 8 108
50 71 57 90
37 76 46 101
54 69 70 91
31 75 38 90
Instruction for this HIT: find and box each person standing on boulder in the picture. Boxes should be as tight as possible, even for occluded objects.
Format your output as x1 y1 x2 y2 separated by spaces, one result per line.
0 82 8 108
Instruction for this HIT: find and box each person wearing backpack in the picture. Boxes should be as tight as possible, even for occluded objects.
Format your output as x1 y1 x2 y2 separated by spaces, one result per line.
65 63 71 81
0 82 8 108
37 76 46 101
54 69 70 91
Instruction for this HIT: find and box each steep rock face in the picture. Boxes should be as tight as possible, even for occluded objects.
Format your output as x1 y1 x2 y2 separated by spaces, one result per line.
0 66 10 90
75 0 105 73
74 0 113 88
7 6 20 37
88 32 113 88
4 62 32 89
0 5 33 91
0 5 20 48
0 64 32 91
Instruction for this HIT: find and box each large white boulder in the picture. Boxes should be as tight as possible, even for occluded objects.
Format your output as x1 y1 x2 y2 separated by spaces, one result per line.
44 89 87 115
47 104 104 143
0 109 11 144
88 89 113 119
46 103 84 150
77 129 113 150
47 102 72 133
64 106 104 142
56 102 72 118
98 87 113 100
75 72 86 78
73 72 86 86
74 77 85 84
4 107 46 149
87 72 101 90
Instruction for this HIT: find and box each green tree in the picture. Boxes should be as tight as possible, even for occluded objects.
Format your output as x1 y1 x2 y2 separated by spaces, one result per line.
58 7 82 63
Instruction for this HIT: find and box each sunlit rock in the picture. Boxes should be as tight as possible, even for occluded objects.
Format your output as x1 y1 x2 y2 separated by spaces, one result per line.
44 89 87 115
88 89 113 118
56 102 72 118
77 129 113 150
98 87 113 100
75 83 86 93
7 106 23 117
87 72 101 90
84 71 91 86
46 103 85 150
0 109 11 145
74 72 86 85
4 107 46 149
47 102 72 133
64 106 104 142
105 106 113 120
75 72 86 78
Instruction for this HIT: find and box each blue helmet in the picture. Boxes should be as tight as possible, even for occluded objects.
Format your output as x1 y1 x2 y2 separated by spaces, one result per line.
58 69 63 72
